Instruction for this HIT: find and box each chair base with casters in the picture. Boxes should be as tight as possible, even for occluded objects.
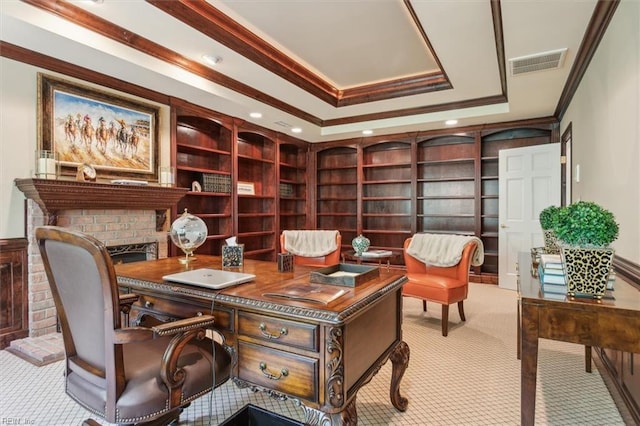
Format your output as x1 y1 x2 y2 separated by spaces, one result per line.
36 226 232 426
403 238 477 337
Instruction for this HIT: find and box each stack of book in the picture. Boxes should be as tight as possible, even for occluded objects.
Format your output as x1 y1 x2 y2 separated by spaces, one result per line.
537 254 567 295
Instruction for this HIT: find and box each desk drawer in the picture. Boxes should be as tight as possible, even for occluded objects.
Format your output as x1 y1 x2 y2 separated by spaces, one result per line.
238 341 318 402
238 312 318 351
131 292 232 333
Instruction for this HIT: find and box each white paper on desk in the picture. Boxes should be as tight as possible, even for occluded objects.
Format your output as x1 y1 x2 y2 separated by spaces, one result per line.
328 271 359 277
225 236 237 246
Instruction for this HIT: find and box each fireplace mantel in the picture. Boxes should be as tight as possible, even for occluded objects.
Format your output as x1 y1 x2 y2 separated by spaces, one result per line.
15 178 188 228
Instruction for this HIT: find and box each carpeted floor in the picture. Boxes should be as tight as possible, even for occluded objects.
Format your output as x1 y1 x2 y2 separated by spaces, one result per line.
0 283 630 425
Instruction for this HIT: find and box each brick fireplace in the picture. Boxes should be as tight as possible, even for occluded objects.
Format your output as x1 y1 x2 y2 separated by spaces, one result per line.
15 179 188 338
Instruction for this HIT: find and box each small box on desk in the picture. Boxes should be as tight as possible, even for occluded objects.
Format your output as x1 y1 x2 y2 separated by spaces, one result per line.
277 253 294 272
220 404 302 426
310 263 379 287
222 244 244 267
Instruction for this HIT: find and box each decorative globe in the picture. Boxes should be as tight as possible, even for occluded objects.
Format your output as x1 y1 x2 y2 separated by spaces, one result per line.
352 234 370 256
169 209 208 263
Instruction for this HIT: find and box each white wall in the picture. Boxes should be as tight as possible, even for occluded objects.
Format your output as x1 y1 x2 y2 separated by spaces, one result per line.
0 58 172 238
561 0 640 261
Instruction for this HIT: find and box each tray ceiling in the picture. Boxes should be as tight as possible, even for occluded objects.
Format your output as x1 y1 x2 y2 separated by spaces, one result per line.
0 0 612 142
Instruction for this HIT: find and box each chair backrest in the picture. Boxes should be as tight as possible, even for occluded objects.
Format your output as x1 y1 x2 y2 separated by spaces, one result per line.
36 226 123 404
280 231 341 266
403 237 476 281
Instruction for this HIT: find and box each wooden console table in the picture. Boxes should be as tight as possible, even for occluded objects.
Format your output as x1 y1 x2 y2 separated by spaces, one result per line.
115 256 409 425
518 252 640 426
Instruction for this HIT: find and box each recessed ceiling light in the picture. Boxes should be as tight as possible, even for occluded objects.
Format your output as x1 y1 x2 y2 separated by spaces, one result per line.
362 130 373 135
291 127 302 134
249 112 262 119
202 54 222 66
445 119 458 126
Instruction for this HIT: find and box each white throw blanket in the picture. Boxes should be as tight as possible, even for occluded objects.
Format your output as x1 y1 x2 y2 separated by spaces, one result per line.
407 233 485 267
283 230 339 257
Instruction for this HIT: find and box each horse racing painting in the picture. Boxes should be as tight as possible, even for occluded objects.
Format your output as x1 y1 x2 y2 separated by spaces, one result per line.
38 74 158 180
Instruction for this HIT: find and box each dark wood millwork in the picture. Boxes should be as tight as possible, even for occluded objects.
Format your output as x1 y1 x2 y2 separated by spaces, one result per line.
278 137 310 238
315 145 359 252
555 0 620 120
598 256 640 425
235 124 278 261
14 179 188 228
0 239 28 349
172 100 234 257
361 139 413 261
312 119 558 281
5 0 613 128
171 102 310 261
148 0 451 107
18 0 320 127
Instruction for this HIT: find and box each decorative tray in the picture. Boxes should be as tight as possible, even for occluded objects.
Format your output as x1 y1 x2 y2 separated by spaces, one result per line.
309 263 380 287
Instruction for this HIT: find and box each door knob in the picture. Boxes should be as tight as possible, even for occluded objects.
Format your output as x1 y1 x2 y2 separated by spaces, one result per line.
501 224 508 228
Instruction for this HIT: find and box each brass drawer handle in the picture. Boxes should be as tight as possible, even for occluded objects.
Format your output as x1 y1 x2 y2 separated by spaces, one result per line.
259 362 289 380
259 323 288 339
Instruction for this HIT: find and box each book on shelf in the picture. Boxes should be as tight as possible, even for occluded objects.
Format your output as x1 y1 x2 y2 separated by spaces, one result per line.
262 283 348 305
360 249 393 257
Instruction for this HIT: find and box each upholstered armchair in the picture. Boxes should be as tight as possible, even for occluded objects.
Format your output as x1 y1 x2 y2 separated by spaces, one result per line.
403 236 480 336
280 230 341 266
36 226 231 425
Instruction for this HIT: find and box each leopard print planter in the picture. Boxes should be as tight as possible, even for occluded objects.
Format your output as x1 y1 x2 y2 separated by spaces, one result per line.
543 229 561 254
560 247 614 299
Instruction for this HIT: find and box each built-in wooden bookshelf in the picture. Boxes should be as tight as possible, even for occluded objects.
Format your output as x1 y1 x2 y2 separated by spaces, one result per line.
174 107 233 256
316 146 358 251
362 140 413 258
417 134 476 236
236 129 277 260
279 141 308 237
169 99 556 281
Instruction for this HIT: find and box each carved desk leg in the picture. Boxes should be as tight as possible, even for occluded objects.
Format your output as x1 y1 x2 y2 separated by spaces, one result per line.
301 401 354 426
389 340 410 411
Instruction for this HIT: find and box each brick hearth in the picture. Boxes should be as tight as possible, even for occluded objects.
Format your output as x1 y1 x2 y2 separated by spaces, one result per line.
26 200 169 337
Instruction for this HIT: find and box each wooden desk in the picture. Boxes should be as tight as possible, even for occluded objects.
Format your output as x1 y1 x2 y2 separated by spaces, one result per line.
518 252 640 426
115 256 409 425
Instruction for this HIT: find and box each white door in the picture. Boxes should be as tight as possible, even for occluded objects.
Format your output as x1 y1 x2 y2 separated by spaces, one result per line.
498 144 561 290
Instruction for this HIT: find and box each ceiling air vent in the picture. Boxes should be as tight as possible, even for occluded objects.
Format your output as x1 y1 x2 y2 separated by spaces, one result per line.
274 121 292 128
509 48 567 76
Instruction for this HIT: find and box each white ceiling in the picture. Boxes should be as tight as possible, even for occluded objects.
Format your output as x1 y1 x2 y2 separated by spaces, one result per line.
0 0 598 142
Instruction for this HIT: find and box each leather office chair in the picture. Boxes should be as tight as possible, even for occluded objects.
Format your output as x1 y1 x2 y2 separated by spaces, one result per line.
403 237 478 337
280 230 341 266
36 226 231 425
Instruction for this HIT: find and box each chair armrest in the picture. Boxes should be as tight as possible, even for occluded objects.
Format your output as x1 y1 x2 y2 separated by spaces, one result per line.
150 314 216 337
118 293 139 315
113 314 216 343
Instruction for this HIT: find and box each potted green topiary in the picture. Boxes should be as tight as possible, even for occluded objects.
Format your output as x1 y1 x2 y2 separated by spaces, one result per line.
553 201 619 298
539 205 563 254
